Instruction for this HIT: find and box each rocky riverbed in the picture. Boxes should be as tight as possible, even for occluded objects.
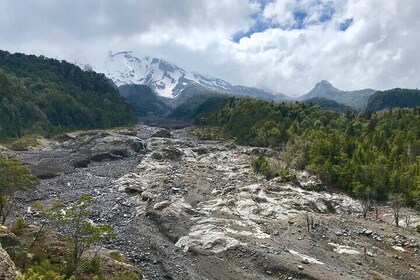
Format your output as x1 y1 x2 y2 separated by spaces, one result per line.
9 125 420 280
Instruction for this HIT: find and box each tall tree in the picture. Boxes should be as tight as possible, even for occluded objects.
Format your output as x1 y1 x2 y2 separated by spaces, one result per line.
0 153 38 224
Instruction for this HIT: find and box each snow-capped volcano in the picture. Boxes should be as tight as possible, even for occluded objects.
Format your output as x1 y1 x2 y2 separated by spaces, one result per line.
104 51 286 100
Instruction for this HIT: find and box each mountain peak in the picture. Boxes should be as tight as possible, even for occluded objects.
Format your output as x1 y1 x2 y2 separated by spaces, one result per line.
298 80 343 101
318 80 332 85
314 80 334 89
103 51 286 100
298 80 377 108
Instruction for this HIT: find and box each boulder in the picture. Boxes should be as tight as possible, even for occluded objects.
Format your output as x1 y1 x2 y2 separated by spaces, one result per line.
0 243 20 280
152 129 171 138
153 201 170 210
73 157 91 168
193 147 208 155
124 185 143 195
63 132 146 155
162 147 182 160
151 152 164 160
27 158 64 179
91 152 123 162
151 147 182 161
0 232 20 248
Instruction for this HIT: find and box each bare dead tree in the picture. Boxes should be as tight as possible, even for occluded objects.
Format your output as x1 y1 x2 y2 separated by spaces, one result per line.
404 213 411 228
390 193 404 227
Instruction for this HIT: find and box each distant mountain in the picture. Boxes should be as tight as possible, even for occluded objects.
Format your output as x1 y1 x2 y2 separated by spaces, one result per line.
365 88 420 112
0 50 137 140
104 51 287 101
300 80 343 100
299 80 376 109
303 97 353 112
119 85 171 117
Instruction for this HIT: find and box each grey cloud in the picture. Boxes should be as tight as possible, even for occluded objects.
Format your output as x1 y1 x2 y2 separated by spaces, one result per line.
0 0 419 95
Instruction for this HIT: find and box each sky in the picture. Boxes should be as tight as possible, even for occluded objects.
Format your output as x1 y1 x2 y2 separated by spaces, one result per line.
0 0 419 96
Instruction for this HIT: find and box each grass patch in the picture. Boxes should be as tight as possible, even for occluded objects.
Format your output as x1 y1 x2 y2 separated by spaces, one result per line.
109 252 129 264
192 126 226 140
6 134 44 151
252 154 296 182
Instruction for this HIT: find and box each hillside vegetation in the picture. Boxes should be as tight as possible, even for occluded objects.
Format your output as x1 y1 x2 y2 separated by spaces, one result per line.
366 88 420 112
0 50 137 140
303 97 354 112
168 92 229 120
119 84 171 117
197 98 420 205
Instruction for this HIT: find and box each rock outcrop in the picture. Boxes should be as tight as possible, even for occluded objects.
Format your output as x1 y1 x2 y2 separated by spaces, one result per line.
151 129 171 138
0 242 20 280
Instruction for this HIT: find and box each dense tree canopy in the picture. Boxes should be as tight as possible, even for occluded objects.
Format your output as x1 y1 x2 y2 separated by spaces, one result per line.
303 97 354 112
198 98 420 205
0 153 38 224
366 88 420 112
168 93 228 121
0 50 137 140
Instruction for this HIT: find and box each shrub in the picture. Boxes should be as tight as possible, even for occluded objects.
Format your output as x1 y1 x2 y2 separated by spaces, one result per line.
252 155 296 181
12 217 26 236
7 135 43 151
16 260 69 280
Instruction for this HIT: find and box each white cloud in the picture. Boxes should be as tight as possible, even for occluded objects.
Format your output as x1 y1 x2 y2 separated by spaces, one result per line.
0 0 419 95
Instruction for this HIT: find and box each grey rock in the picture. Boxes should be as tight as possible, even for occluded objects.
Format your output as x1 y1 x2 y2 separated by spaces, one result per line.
0 243 20 279
152 129 171 138
153 201 170 210
301 259 310 265
364 229 373 236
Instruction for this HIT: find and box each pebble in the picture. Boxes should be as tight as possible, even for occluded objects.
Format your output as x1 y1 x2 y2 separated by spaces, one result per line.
364 229 373 235
301 259 310 265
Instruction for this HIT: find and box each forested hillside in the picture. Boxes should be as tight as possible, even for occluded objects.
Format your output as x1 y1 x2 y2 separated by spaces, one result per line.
366 88 420 112
303 97 354 112
0 50 137 140
198 98 420 205
168 93 229 120
119 84 171 117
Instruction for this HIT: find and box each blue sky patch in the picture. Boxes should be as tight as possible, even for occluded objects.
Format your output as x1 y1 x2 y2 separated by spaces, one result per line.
319 5 335 22
232 0 337 42
339 18 353 31
232 13 273 42
293 10 308 29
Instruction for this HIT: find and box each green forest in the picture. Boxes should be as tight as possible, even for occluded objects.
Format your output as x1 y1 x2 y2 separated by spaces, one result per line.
366 88 420 112
168 93 229 120
0 50 137 140
197 98 420 206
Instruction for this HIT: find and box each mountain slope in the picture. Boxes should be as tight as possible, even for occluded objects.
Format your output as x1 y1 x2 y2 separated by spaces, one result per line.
365 88 420 112
299 80 376 109
168 93 229 121
0 50 137 139
303 97 354 112
105 51 286 101
337 88 378 108
119 84 171 117
299 80 344 100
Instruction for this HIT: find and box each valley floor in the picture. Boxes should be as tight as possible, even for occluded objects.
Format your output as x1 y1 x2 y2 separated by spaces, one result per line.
10 125 420 280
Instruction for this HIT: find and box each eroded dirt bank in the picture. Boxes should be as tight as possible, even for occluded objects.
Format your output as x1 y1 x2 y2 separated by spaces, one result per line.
10 125 420 280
